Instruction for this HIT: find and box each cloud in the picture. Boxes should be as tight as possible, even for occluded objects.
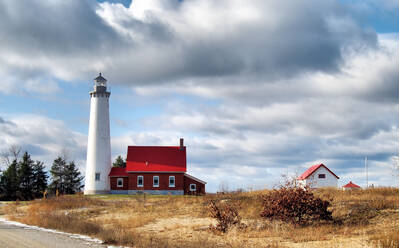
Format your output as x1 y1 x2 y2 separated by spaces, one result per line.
0 115 87 171
97 0 377 84
126 35 399 189
133 33 399 105
0 0 128 89
0 117 15 126
0 0 377 89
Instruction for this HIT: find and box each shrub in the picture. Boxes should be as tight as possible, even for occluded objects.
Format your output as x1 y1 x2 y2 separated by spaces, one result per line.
260 186 332 226
208 199 246 232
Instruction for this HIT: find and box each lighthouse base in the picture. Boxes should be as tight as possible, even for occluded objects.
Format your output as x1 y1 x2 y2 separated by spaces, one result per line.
84 190 110 195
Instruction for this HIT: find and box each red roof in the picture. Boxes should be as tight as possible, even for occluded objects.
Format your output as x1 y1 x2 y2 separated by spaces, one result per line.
297 163 339 180
109 167 129 177
126 146 186 172
343 181 361 188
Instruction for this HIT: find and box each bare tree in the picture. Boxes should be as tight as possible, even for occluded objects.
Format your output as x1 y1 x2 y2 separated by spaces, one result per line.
0 145 22 168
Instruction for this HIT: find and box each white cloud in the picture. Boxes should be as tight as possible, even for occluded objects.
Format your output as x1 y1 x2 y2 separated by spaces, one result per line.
0 114 86 171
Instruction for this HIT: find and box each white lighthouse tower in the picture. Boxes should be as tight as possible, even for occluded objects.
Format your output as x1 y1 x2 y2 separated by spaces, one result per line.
84 73 112 195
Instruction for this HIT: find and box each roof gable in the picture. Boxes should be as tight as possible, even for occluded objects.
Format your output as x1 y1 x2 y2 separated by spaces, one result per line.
109 167 129 177
297 163 339 180
126 146 187 172
343 181 361 188
185 173 207 184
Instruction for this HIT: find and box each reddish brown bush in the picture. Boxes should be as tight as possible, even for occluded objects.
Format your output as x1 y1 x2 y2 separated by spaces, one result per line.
208 200 245 233
260 186 332 226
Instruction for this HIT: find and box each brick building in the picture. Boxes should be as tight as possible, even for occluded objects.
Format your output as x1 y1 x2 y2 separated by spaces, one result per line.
109 139 206 195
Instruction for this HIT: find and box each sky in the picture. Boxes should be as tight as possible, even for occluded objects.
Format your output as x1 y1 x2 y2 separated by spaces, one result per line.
1 0 399 192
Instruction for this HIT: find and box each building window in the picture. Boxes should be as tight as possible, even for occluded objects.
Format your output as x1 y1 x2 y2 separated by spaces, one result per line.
153 176 159 187
190 184 196 191
117 178 123 187
137 176 143 187
318 174 326 179
95 173 100 181
169 176 175 187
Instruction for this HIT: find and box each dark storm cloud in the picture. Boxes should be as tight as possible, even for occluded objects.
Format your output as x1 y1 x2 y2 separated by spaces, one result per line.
111 0 377 84
0 0 124 56
0 0 378 85
0 0 133 85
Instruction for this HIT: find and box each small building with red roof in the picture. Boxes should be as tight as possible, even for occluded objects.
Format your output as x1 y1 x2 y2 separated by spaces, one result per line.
297 163 339 189
109 138 206 195
342 181 361 190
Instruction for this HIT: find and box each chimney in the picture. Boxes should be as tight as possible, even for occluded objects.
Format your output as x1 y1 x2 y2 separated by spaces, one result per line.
179 138 184 150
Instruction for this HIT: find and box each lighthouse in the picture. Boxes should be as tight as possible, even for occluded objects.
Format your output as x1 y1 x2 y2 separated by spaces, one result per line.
84 73 112 195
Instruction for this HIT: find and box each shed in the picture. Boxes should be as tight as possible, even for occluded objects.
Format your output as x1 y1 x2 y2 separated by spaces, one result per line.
297 163 339 189
342 181 361 190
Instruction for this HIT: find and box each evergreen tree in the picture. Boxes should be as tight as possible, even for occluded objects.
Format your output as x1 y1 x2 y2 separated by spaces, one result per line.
112 155 126 168
63 161 84 194
18 152 35 200
32 161 48 197
49 157 83 195
0 159 19 200
0 176 2 197
0 170 3 196
49 156 66 194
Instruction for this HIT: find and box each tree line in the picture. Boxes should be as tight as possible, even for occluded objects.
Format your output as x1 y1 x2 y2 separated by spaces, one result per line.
0 149 83 200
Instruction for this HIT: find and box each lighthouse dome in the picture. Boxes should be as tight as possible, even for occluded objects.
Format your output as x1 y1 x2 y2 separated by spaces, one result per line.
94 73 107 86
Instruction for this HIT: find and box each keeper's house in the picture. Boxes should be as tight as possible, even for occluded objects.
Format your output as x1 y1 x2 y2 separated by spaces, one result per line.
109 139 206 195
297 163 339 189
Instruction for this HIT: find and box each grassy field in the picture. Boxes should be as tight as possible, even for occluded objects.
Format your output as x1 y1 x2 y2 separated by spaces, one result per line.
1 188 399 248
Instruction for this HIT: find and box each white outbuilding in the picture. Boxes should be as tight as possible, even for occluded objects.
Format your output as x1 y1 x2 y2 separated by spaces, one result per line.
297 163 339 189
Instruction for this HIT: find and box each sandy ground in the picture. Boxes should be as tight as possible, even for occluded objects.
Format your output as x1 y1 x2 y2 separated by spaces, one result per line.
0 218 107 248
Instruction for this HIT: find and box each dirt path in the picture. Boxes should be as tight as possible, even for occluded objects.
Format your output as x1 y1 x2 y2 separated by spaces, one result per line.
0 219 107 248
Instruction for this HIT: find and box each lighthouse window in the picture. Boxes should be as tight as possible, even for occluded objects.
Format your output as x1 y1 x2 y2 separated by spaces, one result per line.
169 176 175 187
117 178 123 187
153 176 159 187
137 176 143 187
95 173 100 181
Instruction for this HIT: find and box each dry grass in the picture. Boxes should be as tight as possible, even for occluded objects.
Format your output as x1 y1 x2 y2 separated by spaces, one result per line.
368 230 399 248
1 188 399 247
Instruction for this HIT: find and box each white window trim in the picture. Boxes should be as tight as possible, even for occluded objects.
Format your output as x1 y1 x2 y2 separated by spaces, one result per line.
190 183 196 191
95 173 101 181
169 176 175 188
137 175 144 187
153 176 159 187
117 178 123 188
